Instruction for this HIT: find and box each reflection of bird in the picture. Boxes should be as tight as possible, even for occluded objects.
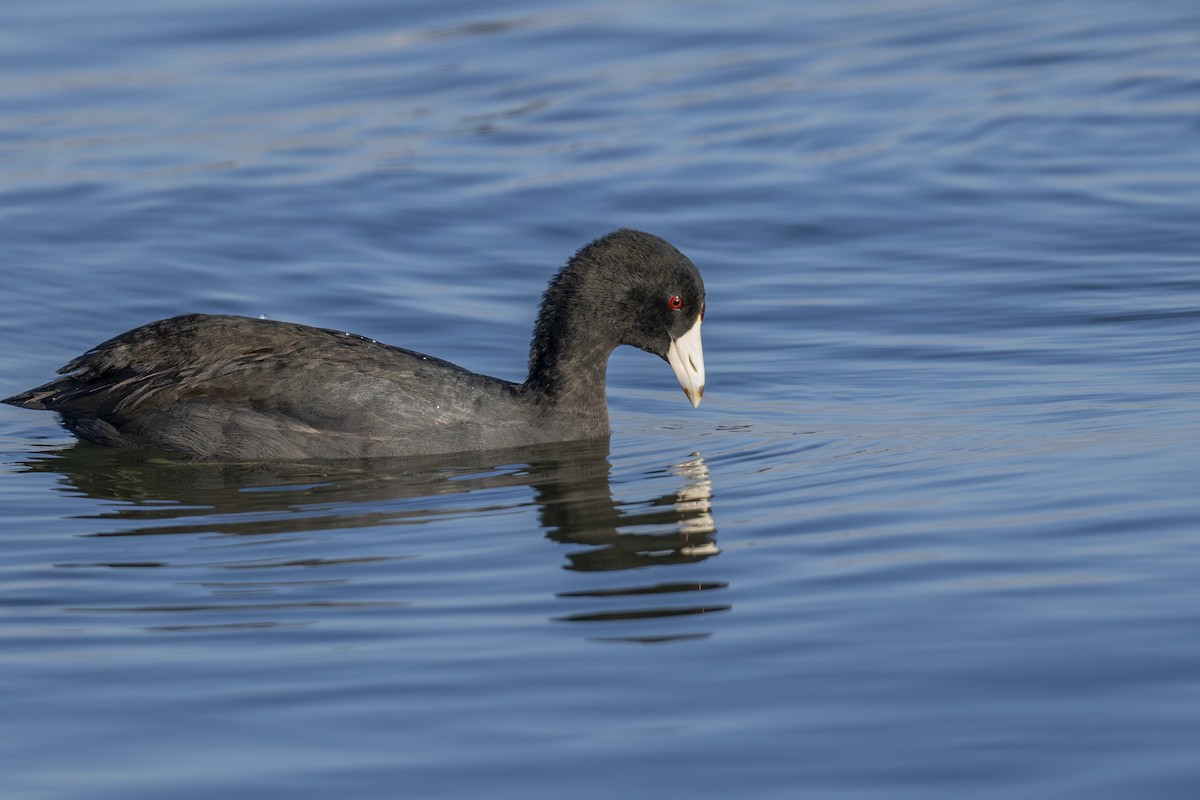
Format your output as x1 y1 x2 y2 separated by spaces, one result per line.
534 452 718 571
541 451 728 639
20 441 726 639
5 230 705 459
15 441 718 569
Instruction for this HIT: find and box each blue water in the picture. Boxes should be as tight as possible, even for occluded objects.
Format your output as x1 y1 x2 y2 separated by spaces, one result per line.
2 1 1199 797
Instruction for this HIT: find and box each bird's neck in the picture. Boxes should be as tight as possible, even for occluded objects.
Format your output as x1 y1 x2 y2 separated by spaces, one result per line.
524 328 612 415
523 275 615 427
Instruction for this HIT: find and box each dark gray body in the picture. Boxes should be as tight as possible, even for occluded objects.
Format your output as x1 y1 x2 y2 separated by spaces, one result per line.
3 230 705 461
7 315 580 459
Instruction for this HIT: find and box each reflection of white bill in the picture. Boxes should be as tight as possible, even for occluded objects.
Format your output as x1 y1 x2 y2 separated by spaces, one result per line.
672 453 715 536
681 541 720 557
681 512 716 536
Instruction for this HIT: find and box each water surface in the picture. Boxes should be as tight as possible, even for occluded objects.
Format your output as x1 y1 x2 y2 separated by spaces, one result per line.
2 1 1199 797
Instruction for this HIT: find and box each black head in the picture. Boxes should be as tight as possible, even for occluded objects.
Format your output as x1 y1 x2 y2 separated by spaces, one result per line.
528 229 706 407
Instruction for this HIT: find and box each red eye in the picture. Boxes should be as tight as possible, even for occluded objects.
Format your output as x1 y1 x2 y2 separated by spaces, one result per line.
668 295 683 310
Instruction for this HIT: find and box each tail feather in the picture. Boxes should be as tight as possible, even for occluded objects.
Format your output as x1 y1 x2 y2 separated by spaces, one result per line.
3 388 51 410
3 379 83 411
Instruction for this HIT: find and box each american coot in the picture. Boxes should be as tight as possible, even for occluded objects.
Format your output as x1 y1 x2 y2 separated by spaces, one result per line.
4 229 706 460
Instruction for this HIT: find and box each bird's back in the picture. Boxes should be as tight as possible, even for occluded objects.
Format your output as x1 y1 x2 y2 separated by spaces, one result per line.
4 314 535 459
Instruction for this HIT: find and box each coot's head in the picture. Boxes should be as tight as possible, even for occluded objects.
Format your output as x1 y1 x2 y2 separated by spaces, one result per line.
530 229 706 407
